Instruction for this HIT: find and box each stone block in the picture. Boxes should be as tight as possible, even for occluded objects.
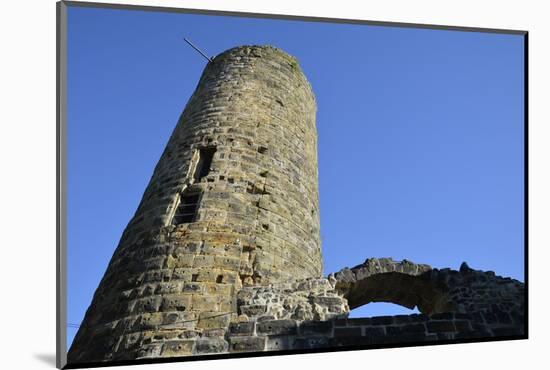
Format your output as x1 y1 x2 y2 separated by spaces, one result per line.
329 336 371 347
143 269 173 283
137 284 156 298
455 313 473 320
117 299 137 316
393 315 412 324
117 333 141 352
229 321 255 336
196 311 232 329
425 333 438 341
195 338 229 354
182 283 204 293
345 317 372 326
371 316 394 325
166 254 195 269
426 320 456 333
496 311 512 324
155 281 184 295
454 320 473 332
171 268 190 280
160 311 198 330
257 319 298 336
133 296 162 314
386 323 426 336
384 333 430 344
219 271 239 284
436 332 454 340
178 330 201 339
193 255 215 268
333 318 348 327
133 313 164 330
408 314 429 322
430 312 454 320
312 296 344 306
214 255 241 270
192 295 219 311
204 282 232 295
454 331 479 339
294 336 330 349
266 336 296 351
240 304 267 317
229 336 267 352
160 340 195 357
196 270 221 283
150 331 179 342
333 327 362 338
299 321 332 336
144 257 166 270
161 295 192 312
363 326 386 337
481 312 498 324
174 242 201 254
136 343 163 359
202 328 226 337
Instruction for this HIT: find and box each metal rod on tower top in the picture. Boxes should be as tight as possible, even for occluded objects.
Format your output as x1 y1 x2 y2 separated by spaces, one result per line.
183 38 213 62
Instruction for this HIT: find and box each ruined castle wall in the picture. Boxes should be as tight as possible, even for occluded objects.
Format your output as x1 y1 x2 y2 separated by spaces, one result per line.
332 258 525 318
131 263 525 359
68 45 322 363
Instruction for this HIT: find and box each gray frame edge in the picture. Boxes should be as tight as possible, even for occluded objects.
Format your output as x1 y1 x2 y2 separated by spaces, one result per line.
56 1 68 368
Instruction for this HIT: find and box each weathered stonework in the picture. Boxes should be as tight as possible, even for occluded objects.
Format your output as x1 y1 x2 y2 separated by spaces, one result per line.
219 259 524 354
68 45 524 364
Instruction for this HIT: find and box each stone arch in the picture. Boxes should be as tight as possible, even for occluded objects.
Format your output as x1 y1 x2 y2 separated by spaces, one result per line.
332 258 454 315
343 271 453 315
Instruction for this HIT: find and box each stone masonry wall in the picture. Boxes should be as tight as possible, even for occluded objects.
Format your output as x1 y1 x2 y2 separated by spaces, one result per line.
118 259 523 359
68 45 323 364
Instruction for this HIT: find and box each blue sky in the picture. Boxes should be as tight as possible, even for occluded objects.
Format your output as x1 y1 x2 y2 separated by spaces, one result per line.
66 6 524 347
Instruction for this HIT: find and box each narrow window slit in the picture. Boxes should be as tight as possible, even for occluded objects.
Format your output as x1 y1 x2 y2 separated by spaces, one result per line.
172 189 201 225
194 146 216 182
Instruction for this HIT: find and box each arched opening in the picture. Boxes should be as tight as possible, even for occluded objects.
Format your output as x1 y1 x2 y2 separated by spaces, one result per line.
341 272 453 315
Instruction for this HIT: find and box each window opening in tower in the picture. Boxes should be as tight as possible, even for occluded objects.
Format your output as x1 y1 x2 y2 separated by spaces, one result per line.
194 146 216 182
172 190 201 224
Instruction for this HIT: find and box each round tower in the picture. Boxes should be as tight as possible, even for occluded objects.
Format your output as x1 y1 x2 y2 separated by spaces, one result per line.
68 45 321 362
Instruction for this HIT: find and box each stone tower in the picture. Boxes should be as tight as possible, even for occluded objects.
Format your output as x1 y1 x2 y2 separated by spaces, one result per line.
68 45 322 362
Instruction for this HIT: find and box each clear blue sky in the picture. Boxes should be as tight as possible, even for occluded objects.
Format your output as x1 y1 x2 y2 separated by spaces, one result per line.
66 6 524 347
